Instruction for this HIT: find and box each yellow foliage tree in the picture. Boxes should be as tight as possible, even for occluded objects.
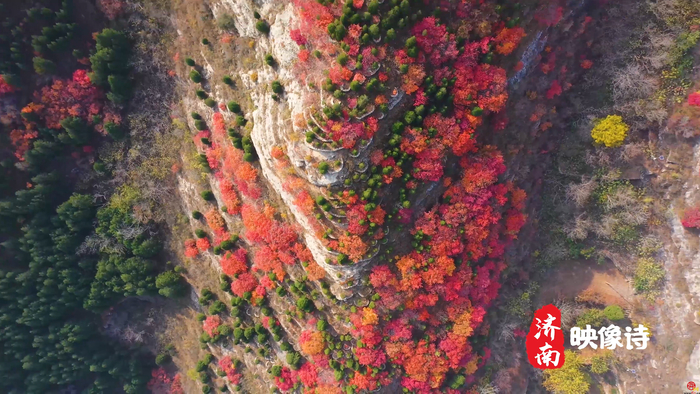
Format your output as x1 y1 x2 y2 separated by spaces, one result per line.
362 307 378 326
543 350 590 394
591 115 629 147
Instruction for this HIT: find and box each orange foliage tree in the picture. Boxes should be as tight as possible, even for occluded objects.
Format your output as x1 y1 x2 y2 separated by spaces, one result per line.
299 330 325 356
336 234 368 262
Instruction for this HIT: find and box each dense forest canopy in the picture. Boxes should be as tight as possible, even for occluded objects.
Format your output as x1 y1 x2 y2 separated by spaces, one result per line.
0 0 183 392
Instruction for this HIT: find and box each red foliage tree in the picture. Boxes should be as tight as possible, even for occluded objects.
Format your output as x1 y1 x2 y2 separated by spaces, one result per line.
412 147 444 182
147 367 183 394
9 126 39 161
296 362 318 388
294 190 315 216
355 347 386 368
230 272 258 297
368 205 386 225
682 207 700 228
402 64 426 94
304 259 326 281
218 356 242 384
37 69 103 129
218 178 241 214
241 204 298 252
346 203 369 235
253 245 287 281
336 234 368 262
184 239 199 258
205 143 222 172
328 65 353 85
169 374 183 394
221 249 248 276
505 208 527 239
211 112 227 139
0 75 16 95
290 29 308 46
689 92 700 107
196 237 211 251
411 17 458 66
202 315 221 337
291 0 334 41
328 121 364 149
222 146 261 199
546 80 562 99
274 366 295 392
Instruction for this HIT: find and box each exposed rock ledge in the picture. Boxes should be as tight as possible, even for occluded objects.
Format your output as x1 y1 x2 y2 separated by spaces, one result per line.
200 0 374 298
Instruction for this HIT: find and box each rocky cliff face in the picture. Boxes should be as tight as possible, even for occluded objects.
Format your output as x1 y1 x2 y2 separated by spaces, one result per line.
662 142 700 387
177 0 422 300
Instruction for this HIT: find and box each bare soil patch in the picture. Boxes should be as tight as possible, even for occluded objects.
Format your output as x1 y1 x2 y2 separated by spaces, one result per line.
536 259 637 308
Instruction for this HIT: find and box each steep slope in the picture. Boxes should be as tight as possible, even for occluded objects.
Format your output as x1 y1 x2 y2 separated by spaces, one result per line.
162 0 530 392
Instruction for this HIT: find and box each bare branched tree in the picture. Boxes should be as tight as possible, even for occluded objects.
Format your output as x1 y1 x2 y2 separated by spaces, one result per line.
542 241 568 264
477 383 499 394
116 221 147 241
554 299 580 330
121 326 145 345
498 321 517 343
77 234 127 255
620 206 650 226
620 142 645 163
566 179 598 207
585 149 612 168
605 185 638 211
643 29 674 69
492 369 515 393
612 64 657 103
564 214 592 240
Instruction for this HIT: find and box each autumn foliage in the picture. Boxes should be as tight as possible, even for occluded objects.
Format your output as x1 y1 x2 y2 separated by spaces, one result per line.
221 249 249 276
299 330 325 356
196 237 211 251
357 149 526 388
10 69 114 160
682 207 700 228
182 0 533 392
494 26 526 55
230 272 258 298
147 368 183 394
184 239 199 258
36 69 104 129
0 75 16 95
218 356 242 385
202 315 221 337
204 208 226 232
689 92 700 107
